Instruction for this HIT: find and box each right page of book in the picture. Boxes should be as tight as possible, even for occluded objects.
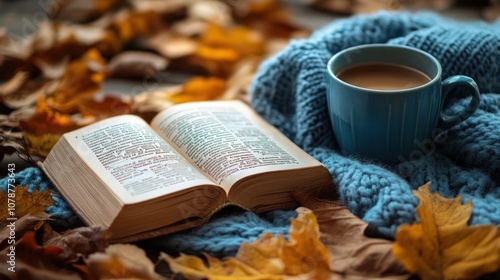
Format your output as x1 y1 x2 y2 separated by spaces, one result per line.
150 100 323 191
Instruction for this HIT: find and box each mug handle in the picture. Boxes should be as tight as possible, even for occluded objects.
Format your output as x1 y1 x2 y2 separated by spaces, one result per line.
438 75 481 130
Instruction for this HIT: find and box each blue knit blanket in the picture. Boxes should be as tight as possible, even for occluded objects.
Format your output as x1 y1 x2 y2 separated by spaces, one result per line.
1 12 499 258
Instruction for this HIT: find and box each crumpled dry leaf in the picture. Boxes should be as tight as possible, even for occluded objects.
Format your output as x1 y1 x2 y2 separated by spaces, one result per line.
392 182 500 280
50 0 122 23
294 189 408 279
106 51 169 79
162 207 331 279
0 71 50 109
0 213 49 251
144 30 199 59
45 48 106 114
109 9 165 43
85 243 166 280
19 97 80 157
0 186 54 229
0 232 82 280
38 223 109 262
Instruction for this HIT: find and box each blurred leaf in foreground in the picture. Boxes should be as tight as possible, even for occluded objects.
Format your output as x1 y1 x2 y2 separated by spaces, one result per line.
393 182 500 280
162 207 331 279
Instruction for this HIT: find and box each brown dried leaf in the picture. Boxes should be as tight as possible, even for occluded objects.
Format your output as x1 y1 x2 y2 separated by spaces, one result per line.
45 48 106 114
85 243 166 280
19 96 80 136
307 0 356 14
0 213 49 251
109 9 165 43
0 71 49 109
33 56 70 80
294 189 408 278
39 223 109 262
106 51 168 79
0 232 82 280
78 95 133 119
0 186 54 229
237 0 309 39
50 0 122 23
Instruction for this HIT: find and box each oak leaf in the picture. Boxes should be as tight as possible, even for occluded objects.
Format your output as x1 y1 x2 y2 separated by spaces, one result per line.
85 243 166 280
162 207 331 279
392 182 500 280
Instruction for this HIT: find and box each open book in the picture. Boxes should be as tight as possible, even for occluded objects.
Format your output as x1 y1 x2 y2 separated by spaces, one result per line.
40 100 332 242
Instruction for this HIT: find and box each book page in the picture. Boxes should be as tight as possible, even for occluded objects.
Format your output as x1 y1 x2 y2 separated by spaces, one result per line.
151 101 320 188
64 115 216 203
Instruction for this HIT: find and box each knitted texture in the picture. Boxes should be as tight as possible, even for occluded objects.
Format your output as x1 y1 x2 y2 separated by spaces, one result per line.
251 12 500 237
1 12 499 258
0 167 79 227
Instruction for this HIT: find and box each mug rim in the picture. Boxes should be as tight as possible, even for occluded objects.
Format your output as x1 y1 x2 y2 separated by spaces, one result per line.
327 44 442 94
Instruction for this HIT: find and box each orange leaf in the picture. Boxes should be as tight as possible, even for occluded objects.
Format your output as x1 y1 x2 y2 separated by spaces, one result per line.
45 48 106 114
392 182 500 280
162 207 331 279
0 186 54 229
0 232 82 280
167 76 227 103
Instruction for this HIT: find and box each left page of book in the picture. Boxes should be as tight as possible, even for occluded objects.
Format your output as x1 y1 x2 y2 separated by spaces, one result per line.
48 114 218 204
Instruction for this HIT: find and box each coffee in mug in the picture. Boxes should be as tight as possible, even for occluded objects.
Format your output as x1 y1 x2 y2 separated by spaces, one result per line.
325 44 480 164
336 63 431 90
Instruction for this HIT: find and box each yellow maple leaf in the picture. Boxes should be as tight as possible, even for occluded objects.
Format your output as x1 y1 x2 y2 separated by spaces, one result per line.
162 207 331 280
0 186 54 227
392 182 500 280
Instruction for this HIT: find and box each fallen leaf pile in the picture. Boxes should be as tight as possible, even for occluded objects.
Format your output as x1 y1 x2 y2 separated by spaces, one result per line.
1 0 308 157
163 207 331 279
0 183 498 279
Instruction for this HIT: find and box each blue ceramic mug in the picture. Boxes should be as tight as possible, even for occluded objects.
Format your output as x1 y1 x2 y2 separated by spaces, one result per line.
326 44 480 164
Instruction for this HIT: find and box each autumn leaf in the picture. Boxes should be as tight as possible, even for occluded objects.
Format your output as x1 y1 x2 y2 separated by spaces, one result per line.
162 207 331 279
45 48 106 114
0 71 49 109
50 0 122 23
109 9 165 43
0 232 83 280
106 51 169 79
392 182 500 280
0 213 49 251
85 243 166 280
167 76 227 103
293 189 408 278
0 186 54 229
39 223 109 262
